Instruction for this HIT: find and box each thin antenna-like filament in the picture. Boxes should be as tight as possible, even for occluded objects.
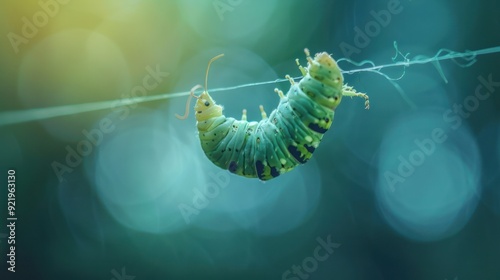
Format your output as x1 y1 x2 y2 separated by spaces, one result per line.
175 85 203 120
206 54 224 91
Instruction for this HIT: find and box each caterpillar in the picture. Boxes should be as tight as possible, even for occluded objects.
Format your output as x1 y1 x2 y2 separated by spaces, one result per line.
176 49 369 181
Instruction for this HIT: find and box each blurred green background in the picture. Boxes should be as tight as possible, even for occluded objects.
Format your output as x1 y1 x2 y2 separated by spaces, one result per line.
1 0 500 279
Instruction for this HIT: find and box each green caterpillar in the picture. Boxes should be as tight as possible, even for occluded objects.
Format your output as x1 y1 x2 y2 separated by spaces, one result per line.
176 49 369 181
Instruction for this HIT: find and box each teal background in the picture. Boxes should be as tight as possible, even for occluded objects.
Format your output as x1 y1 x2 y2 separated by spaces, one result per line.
1 0 500 279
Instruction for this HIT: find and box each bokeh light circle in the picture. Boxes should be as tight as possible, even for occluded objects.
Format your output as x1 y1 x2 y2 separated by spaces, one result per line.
89 108 206 234
177 0 280 45
17 28 131 142
187 155 322 236
375 110 481 241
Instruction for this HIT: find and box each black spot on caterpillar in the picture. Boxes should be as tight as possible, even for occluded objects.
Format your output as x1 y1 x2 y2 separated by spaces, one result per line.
175 49 370 181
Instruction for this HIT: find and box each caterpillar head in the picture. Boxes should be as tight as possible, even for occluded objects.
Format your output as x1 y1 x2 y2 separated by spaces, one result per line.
194 91 223 121
174 54 226 121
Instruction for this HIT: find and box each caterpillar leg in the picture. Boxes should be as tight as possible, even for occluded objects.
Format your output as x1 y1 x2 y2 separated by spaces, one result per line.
242 109 247 121
285 74 295 85
295 58 307 76
274 88 285 99
259 105 268 119
304 48 314 65
342 84 370 109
